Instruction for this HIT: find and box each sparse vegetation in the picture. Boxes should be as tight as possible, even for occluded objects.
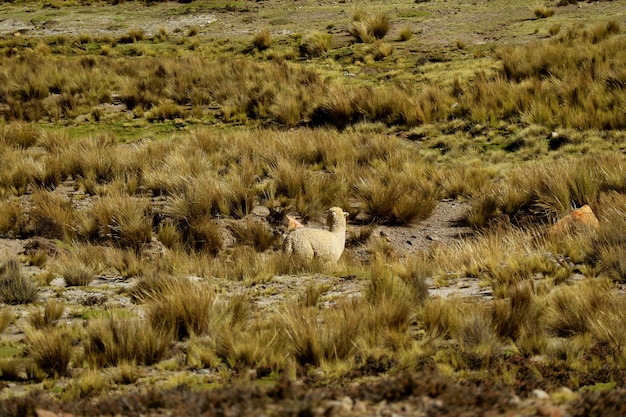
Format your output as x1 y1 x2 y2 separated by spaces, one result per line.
350 10 391 43
298 31 332 57
252 29 272 51
25 326 73 377
0 0 625 414
0 259 38 304
84 316 172 367
533 5 555 19
29 300 64 329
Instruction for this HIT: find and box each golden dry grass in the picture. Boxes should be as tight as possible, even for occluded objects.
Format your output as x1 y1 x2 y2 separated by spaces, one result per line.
0 0 625 411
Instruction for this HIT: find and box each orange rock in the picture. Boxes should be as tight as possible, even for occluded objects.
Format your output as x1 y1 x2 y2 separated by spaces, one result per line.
551 204 599 234
286 215 304 230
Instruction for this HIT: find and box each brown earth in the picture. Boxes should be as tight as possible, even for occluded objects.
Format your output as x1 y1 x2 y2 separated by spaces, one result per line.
0 0 621 50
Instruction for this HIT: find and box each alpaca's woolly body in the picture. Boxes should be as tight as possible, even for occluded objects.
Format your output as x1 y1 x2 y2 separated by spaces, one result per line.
283 207 347 262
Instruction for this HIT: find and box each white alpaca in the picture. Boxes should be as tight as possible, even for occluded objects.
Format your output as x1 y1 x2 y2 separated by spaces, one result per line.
283 207 348 262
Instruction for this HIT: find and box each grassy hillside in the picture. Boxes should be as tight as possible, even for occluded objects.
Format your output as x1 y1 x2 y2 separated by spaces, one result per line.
0 0 626 415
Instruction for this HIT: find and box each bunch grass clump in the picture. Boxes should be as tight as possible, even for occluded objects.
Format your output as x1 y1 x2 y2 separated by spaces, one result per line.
84 316 172 367
252 29 272 51
62 369 110 401
298 32 332 57
369 42 394 61
350 10 391 43
29 190 74 241
0 198 22 236
465 155 622 228
25 326 73 377
533 5 555 18
0 122 39 149
228 218 278 252
278 301 361 366
0 259 38 305
79 193 153 251
143 278 216 340
398 27 413 41
364 258 415 335
545 279 612 337
0 308 13 334
29 300 64 329
357 162 437 225
57 257 97 287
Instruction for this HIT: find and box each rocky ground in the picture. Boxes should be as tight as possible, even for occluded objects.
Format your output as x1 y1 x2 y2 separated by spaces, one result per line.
0 196 594 417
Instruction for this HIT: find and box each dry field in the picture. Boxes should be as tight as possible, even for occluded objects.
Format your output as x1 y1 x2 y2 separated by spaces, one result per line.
0 0 626 415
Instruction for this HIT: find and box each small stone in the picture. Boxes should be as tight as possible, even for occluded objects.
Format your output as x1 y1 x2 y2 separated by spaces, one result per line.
340 396 353 412
252 205 270 217
532 389 550 399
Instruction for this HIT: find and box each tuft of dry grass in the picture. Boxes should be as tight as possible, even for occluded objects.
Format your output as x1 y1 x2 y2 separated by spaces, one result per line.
0 259 38 304
398 27 413 41
0 198 22 236
57 257 97 287
545 279 613 337
29 300 64 329
84 316 172 367
185 217 224 255
533 5 555 19
145 101 185 121
0 122 39 149
106 247 143 278
252 29 272 51
549 24 561 37
127 271 179 302
456 305 496 348
0 359 21 381
145 278 216 340
278 301 361 366
25 326 73 376
119 28 144 43
350 10 391 43
588 19 620 44
491 281 542 342
111 361 140 385
29 190 74 241
357 163 437 225
0 308 14 334
228 218 278 252
370 42 394 61
364 257 416 337
62 369 110 401
298 32 332 57
79 193 153 252
397 253 432 305
420 298 461 340
212 324 281 371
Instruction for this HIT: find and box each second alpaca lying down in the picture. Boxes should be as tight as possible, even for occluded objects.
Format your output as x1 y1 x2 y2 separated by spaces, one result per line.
283 207 348 262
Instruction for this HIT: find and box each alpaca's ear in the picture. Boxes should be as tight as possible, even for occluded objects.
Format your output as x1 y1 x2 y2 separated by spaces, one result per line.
343 211 348 218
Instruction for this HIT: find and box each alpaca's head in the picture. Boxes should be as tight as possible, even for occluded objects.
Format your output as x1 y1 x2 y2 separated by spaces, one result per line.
327 207 348 229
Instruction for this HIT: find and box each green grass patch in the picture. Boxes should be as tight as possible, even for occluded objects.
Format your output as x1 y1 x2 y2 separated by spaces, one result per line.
397 11 431 19
71 309 135 320
0 345 22 359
